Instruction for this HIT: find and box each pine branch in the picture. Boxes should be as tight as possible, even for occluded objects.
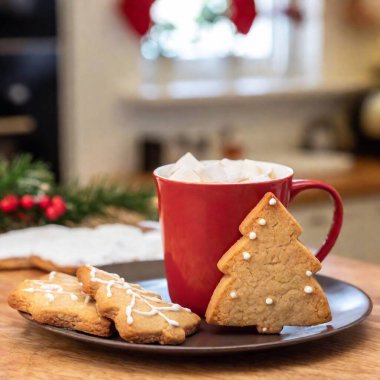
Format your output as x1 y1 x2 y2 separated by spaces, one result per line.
0 154 157 232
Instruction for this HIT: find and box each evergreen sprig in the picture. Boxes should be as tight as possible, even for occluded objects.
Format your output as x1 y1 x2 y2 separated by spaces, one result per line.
0 154 54 197
0 154 156 232
57 182 156 223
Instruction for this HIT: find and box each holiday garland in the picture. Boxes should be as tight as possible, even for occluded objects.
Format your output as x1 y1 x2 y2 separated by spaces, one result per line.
0 155 156 232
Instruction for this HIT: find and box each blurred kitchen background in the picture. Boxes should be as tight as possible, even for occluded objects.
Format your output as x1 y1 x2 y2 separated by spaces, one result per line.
0 0 380 263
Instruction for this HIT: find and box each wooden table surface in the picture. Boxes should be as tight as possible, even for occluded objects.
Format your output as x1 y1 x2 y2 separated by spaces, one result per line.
1 255 379 380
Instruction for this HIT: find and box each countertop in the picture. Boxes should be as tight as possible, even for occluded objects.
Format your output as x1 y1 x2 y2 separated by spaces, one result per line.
1 255 379 379
296 157 380 201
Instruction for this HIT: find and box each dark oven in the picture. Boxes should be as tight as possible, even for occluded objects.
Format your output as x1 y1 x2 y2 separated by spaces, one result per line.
0 0 59 179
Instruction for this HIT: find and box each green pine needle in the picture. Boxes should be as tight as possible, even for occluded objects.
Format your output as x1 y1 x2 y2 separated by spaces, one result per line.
0 154 156 232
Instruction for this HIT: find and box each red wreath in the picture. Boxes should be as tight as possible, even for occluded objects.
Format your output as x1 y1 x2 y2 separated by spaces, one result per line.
118 0 256 37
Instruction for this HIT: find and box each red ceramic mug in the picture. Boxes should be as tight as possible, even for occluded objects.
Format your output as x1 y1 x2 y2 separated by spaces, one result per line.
154 161 343 316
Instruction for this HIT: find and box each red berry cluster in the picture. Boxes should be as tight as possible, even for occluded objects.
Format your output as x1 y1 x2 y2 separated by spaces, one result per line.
0 194 66 221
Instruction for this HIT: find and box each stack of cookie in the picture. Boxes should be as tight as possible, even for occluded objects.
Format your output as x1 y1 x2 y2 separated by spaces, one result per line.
8 266 201 345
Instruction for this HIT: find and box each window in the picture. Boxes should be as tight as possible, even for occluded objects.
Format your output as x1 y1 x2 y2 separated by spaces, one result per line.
142 0 278 61
139 0 324 94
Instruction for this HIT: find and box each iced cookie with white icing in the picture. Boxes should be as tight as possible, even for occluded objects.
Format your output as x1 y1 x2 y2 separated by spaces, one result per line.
8 272 113 337
77 265 201 345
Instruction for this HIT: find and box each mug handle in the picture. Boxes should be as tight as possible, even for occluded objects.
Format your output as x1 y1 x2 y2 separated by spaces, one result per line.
290 179 344 262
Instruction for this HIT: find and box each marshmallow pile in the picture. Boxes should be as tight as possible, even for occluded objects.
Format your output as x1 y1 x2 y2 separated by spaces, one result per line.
167 153 275 184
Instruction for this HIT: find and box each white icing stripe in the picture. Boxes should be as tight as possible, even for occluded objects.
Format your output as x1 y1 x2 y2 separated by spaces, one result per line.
106 280 115 298
126 291 136 325
45 293 54 302
22 279 82 303
88 266 190 327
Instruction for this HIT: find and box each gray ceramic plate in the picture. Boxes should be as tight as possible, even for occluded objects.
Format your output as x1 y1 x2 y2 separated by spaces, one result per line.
20 260 372 356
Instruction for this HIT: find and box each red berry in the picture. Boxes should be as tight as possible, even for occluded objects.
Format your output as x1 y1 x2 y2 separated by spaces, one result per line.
20 195 34 209
38 195 51 209
0 194 19 212
51 195 64 205
50 195 66 216
45 206 59 221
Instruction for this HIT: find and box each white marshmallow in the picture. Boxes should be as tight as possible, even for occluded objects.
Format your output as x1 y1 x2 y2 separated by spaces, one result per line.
256 162 273 177
251 175 272 183
169 167 201 183
225 161 247 183
241 159 267 182
170 152 201 175
167 154 276 184
197 162 228 183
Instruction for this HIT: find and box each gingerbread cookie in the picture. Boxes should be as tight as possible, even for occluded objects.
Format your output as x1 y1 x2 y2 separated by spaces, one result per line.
30 256 77 275
8 271 113 337
77 266 201 345
205 192 331 334
0 257 33 270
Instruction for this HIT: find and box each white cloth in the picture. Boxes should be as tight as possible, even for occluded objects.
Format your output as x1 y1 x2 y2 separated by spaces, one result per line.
0 224 163 267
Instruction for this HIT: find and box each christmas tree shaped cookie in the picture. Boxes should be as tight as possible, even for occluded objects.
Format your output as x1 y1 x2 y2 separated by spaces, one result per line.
205 192 331 334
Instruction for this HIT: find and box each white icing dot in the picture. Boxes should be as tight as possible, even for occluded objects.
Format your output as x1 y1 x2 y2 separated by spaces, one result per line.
265 297 273 305
306 270 313 277
242 251 251 260
269 198 277 206
70 294 78 301
304 286 314 294
258 218 267 226
262 327 267 332
230 291 238 299
249 231 257 240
